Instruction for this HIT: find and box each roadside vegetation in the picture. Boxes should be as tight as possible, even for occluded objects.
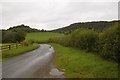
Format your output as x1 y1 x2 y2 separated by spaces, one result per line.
50 22 120 62
51 43 118 78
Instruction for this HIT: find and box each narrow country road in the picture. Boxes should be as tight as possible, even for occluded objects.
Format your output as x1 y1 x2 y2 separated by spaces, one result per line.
2 44 64 78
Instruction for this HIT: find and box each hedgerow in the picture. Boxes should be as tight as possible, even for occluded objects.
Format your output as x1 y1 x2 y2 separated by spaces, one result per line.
49 22 120 62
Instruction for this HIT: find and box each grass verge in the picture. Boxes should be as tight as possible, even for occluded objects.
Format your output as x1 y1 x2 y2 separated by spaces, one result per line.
2 43 39 61
51 43 118 78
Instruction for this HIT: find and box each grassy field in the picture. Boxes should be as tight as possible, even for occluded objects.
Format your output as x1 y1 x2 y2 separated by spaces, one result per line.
1 43 39 61
26 32 64 42
51 43 118 78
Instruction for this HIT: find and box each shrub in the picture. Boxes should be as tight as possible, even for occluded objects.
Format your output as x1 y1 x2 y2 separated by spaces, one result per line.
27 39 35 45
2 30 26 43
2 31 18 43
21 40 29 46
50 29 99 52
99 23 120 61
70 29 99 52
49 35 71 47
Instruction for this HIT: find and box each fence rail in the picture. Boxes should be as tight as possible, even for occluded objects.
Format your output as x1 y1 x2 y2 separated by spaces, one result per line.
0 44 22 50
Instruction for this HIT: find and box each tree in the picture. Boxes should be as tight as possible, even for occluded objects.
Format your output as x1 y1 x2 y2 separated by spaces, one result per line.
99 23 120 61
2 31 17 43
70 29 98 51
2 29 26 43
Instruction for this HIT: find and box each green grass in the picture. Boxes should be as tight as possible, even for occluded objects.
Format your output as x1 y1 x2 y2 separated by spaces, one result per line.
2 43 39 61
51 43 118 78
26 32 64 42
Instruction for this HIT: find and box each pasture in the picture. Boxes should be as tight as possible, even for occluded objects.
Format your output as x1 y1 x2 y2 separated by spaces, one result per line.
26 32 64 42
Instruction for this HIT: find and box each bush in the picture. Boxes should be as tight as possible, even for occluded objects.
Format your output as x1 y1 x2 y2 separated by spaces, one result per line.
70 29 84 47
21 40 29 46
21 39 36 46
49 35 71 47
70 29 99 52
2 30 26 43
99 23 120 61
2 31 17 43
27 39 35 45
50 29 99 52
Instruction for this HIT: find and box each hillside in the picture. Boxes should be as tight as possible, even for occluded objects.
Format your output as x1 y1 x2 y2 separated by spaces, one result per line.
26 32 64 43
2 24 41 43
7 24 40 33
52 20 119 34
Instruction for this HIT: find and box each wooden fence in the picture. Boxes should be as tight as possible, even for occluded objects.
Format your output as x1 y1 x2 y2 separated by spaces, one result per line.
0 44 22 50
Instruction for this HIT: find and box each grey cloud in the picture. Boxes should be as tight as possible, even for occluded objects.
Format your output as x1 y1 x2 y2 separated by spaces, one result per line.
1 1 118 30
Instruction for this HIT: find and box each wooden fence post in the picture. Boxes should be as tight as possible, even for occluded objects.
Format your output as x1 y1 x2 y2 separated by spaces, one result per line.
8 45 11 50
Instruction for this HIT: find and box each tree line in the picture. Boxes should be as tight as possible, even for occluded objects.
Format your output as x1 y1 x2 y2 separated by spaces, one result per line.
2 24 46 43
52 20 119 34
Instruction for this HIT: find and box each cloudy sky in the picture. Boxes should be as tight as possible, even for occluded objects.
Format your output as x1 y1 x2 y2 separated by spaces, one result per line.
0 0 119 30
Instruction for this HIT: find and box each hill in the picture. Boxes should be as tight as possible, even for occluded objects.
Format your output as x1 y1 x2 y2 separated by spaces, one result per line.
7 24 40 33
52 20 119 34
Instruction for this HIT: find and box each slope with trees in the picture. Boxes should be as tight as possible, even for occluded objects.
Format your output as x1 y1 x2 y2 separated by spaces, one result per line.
2 24 41 43
52 20 119 34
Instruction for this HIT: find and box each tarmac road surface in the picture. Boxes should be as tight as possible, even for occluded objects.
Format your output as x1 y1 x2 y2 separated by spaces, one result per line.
2 44 64 78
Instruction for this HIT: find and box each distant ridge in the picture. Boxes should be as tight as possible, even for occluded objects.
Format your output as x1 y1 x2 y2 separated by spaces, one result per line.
7 24 40 33
52 20 119 34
